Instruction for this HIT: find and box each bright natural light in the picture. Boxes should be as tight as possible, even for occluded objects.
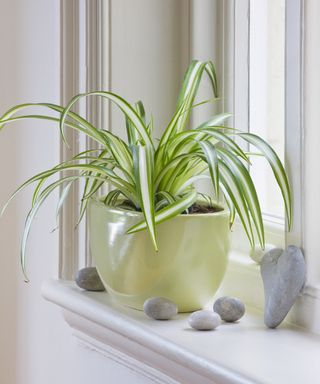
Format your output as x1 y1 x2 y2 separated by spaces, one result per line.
249 0 285 220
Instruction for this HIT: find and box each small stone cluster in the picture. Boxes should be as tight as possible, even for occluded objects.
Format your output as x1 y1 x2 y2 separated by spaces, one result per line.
74 268 245 331
75 245 306 331
75 246 306 330
143 295 245 331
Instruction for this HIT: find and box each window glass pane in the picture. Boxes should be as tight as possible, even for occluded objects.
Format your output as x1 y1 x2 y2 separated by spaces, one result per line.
249 0 285 219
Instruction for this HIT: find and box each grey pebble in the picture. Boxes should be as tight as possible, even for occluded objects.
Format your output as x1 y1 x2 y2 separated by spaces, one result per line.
213 296 245 322
75 267 105 291
261 245 306 328
143 297 178 320
188 310 221 331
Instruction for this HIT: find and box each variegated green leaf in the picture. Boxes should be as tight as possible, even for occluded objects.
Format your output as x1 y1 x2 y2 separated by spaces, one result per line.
238 132 292 229
127 189 197 234
1 163 132 218
132 143 157 249
21 176 80 280
155 191 175 211
60 91 153 150
56 181 73 223
195 113 232 129
161 155 203 193
201 128 248 161
169 159 207 195
21 175 104 281
156 101 186 154
218 162 255 246
147 114 154 136
135 101 146 123
104 189 122 206
218 147 264 247
0 59 293 266
197 140 220 198
220 188 236 228
125 99 146 146
175 61 207 133
176 175 211 195
155 152 200 190
204 61 219 98
0 114 107 146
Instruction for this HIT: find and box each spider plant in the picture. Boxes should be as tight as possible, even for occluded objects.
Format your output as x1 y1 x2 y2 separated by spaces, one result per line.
0 60 292 280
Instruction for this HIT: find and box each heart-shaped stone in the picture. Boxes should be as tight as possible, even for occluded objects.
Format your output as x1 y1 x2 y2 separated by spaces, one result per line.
260 245 306 328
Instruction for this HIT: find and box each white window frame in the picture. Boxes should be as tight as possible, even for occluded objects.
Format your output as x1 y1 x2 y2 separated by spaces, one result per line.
222 0 303 252
59 0 320 333
59 0 109 279
285 0 304 250
219 0 320 331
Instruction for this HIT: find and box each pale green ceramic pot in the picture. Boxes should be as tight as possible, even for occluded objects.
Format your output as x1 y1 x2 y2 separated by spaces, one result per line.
88 198 230 312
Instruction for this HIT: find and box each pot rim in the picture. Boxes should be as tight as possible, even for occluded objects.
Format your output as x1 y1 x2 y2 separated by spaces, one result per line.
89 196 230 219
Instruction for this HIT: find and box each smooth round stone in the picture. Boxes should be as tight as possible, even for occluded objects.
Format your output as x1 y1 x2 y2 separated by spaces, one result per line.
143 297 178 320
213 296 245 322
188 310 221 331
75 267 105 291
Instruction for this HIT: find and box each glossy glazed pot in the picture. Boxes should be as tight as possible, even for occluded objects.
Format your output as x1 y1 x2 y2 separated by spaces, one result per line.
88 198 230 312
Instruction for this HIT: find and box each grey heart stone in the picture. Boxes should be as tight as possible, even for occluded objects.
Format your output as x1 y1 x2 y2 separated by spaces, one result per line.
75 267 106 291
260 245 306 328
143 297 178 320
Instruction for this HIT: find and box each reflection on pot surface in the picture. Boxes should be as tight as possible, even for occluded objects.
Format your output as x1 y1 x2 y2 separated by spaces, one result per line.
88 198 230 312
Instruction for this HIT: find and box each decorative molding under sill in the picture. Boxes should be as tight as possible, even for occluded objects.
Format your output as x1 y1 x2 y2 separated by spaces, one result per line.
43 280 320 384
72 326 179 384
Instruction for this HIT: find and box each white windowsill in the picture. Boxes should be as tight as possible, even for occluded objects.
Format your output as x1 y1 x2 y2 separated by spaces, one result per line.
43 279 320 384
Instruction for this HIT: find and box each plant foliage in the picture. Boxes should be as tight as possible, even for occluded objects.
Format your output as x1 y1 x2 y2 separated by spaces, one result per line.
0 60 292 280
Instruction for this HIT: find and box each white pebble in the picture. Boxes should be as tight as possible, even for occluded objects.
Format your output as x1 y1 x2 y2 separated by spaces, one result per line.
188 310 221 331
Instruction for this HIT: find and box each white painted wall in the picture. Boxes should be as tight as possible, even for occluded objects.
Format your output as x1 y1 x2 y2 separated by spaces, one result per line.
0 1 71 383
1 0 319 383
109 0 190 140
0 1 186 383
190 0 220 126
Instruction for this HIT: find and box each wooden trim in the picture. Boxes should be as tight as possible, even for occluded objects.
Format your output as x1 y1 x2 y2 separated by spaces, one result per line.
229 0 304 253
43 279 320 381
221 0 234 119
84 0 110 266
233 0 250 136
59 0 112 277
43 279 256 384
59 0 82 279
